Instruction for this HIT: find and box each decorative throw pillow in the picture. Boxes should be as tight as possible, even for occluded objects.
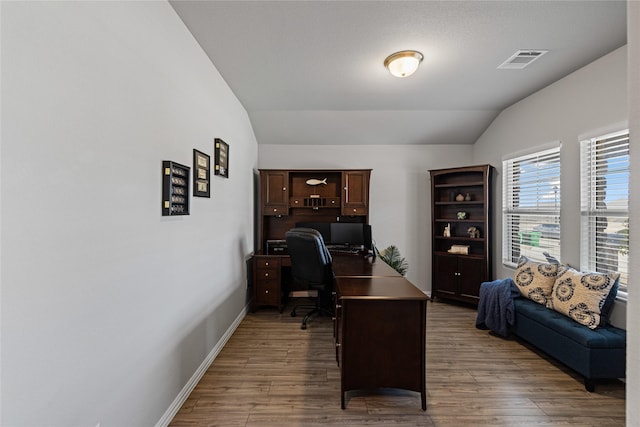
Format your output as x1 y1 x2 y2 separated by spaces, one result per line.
600 276 620 325
513 256 559 307
550 267 619 329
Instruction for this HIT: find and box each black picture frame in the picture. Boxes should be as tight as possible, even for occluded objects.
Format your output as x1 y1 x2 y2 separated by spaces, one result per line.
214 138 229 178
193 149 211 198
162 161 190 216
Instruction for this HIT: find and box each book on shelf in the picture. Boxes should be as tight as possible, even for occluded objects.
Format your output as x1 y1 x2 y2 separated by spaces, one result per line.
447 244 470 255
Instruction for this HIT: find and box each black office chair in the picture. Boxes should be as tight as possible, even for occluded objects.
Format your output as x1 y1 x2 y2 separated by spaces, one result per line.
285 228 334 330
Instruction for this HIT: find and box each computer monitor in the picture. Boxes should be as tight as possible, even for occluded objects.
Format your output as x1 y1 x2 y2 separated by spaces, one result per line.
330 223 370 248
294 222 331 243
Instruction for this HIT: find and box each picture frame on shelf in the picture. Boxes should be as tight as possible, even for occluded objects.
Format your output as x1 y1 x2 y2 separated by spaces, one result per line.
193 149 211 198
214 138 229 178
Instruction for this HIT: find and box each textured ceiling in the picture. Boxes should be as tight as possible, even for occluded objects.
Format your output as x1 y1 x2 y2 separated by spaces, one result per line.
171 1 627 145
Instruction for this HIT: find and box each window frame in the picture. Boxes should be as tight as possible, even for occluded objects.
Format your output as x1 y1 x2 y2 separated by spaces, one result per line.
502 144 562 268
580 129 629 298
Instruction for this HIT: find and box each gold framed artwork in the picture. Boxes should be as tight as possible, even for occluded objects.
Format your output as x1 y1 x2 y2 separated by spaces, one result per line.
193 149 210 197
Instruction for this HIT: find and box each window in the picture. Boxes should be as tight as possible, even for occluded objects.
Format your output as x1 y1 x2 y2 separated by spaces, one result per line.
580 130 629 294
503 145 561 267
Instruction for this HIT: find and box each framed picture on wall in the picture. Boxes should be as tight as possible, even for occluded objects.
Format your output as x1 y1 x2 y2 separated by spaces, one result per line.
193 149 211 197
214 138 229 178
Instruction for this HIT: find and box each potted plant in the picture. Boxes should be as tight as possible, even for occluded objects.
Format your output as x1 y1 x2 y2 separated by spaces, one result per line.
375 245 408 276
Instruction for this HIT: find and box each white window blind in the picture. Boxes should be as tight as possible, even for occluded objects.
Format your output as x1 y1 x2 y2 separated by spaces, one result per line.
503 146 561 267
580 130 629 293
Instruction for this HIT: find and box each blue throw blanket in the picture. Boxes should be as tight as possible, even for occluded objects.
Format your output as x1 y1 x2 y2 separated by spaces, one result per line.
475 278 520 337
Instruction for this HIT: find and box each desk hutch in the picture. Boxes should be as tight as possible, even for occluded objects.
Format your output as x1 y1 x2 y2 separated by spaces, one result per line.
253 169 371 312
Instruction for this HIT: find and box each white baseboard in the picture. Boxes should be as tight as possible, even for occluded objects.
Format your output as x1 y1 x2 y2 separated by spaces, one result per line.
155 304 249 427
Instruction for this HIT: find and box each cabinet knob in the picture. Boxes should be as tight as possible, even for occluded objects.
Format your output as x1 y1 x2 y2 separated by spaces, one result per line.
265 290 269 294
336 343 341 348
336 304 342 309
273 208 277 212
282 187 286 191
295 200 298 204
264 273 269 277
353 209 357 212
265 262 269 266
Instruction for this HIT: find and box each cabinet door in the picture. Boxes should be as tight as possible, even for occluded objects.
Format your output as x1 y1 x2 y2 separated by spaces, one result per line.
433 254 458 296
457 256 485 300
261 170 289 215
342 170 369 216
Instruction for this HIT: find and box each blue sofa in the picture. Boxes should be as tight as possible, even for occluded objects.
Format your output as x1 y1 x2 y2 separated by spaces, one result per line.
510 297 626 391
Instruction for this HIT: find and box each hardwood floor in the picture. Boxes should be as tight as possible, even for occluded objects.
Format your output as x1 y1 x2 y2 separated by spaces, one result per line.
169 299 625 426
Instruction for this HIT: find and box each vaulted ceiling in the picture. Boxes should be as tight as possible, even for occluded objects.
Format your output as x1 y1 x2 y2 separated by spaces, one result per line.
170 1 627 145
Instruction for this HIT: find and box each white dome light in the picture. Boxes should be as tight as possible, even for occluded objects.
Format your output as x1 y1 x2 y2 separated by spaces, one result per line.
384 50 424 78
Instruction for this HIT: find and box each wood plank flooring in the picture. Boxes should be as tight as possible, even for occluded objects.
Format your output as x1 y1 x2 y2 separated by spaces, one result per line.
169 299 625 426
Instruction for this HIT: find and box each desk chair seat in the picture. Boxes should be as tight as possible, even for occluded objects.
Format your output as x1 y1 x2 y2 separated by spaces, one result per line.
285 228 334 330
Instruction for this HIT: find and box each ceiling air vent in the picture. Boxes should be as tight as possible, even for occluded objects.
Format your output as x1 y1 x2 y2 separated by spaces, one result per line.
498 50 548 69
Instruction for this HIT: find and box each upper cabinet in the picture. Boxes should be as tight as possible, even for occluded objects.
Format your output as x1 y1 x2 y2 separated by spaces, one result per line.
261 170 289 216
342 170 370 216
258 169 371 252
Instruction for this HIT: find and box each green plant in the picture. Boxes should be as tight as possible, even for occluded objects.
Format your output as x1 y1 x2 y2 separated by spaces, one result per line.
375 245 408 276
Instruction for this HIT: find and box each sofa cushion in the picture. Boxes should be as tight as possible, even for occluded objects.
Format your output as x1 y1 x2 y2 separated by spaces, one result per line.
513 256 559 307
514 298 626 349
550 267 619 329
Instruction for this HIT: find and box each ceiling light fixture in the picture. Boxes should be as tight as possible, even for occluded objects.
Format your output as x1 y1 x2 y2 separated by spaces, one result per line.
384 50 424 78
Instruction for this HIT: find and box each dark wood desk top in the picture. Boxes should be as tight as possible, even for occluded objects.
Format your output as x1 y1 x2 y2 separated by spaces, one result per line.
335 276 429 300
254 251 401 274
331 253 402 278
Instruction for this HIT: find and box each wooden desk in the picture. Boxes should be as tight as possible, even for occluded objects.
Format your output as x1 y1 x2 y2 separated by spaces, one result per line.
252 252 428 411
252 252 398 312
334 276 428 410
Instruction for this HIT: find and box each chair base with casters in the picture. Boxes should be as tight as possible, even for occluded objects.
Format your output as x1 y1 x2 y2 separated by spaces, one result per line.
290 292 333 330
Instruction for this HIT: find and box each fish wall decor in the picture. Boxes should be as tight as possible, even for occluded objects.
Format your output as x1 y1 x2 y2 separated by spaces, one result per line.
305 178 327 186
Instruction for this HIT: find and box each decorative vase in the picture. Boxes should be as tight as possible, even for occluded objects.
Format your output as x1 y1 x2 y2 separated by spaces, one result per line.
465 193 471 201
455 193 464 202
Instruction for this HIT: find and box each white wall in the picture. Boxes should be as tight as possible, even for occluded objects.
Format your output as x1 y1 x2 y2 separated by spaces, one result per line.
258 144 473 292
626 1 639 423
472 45 628 327
1 2 257 425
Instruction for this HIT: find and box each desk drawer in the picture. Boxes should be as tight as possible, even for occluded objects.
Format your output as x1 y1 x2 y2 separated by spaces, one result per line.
256 267 279 280
255 257 281 270
343 206 367 215
252 255 283 312
255 280 280 306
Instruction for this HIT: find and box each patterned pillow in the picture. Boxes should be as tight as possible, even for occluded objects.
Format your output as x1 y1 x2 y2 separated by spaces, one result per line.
550 267 619 329
513 256 559 307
